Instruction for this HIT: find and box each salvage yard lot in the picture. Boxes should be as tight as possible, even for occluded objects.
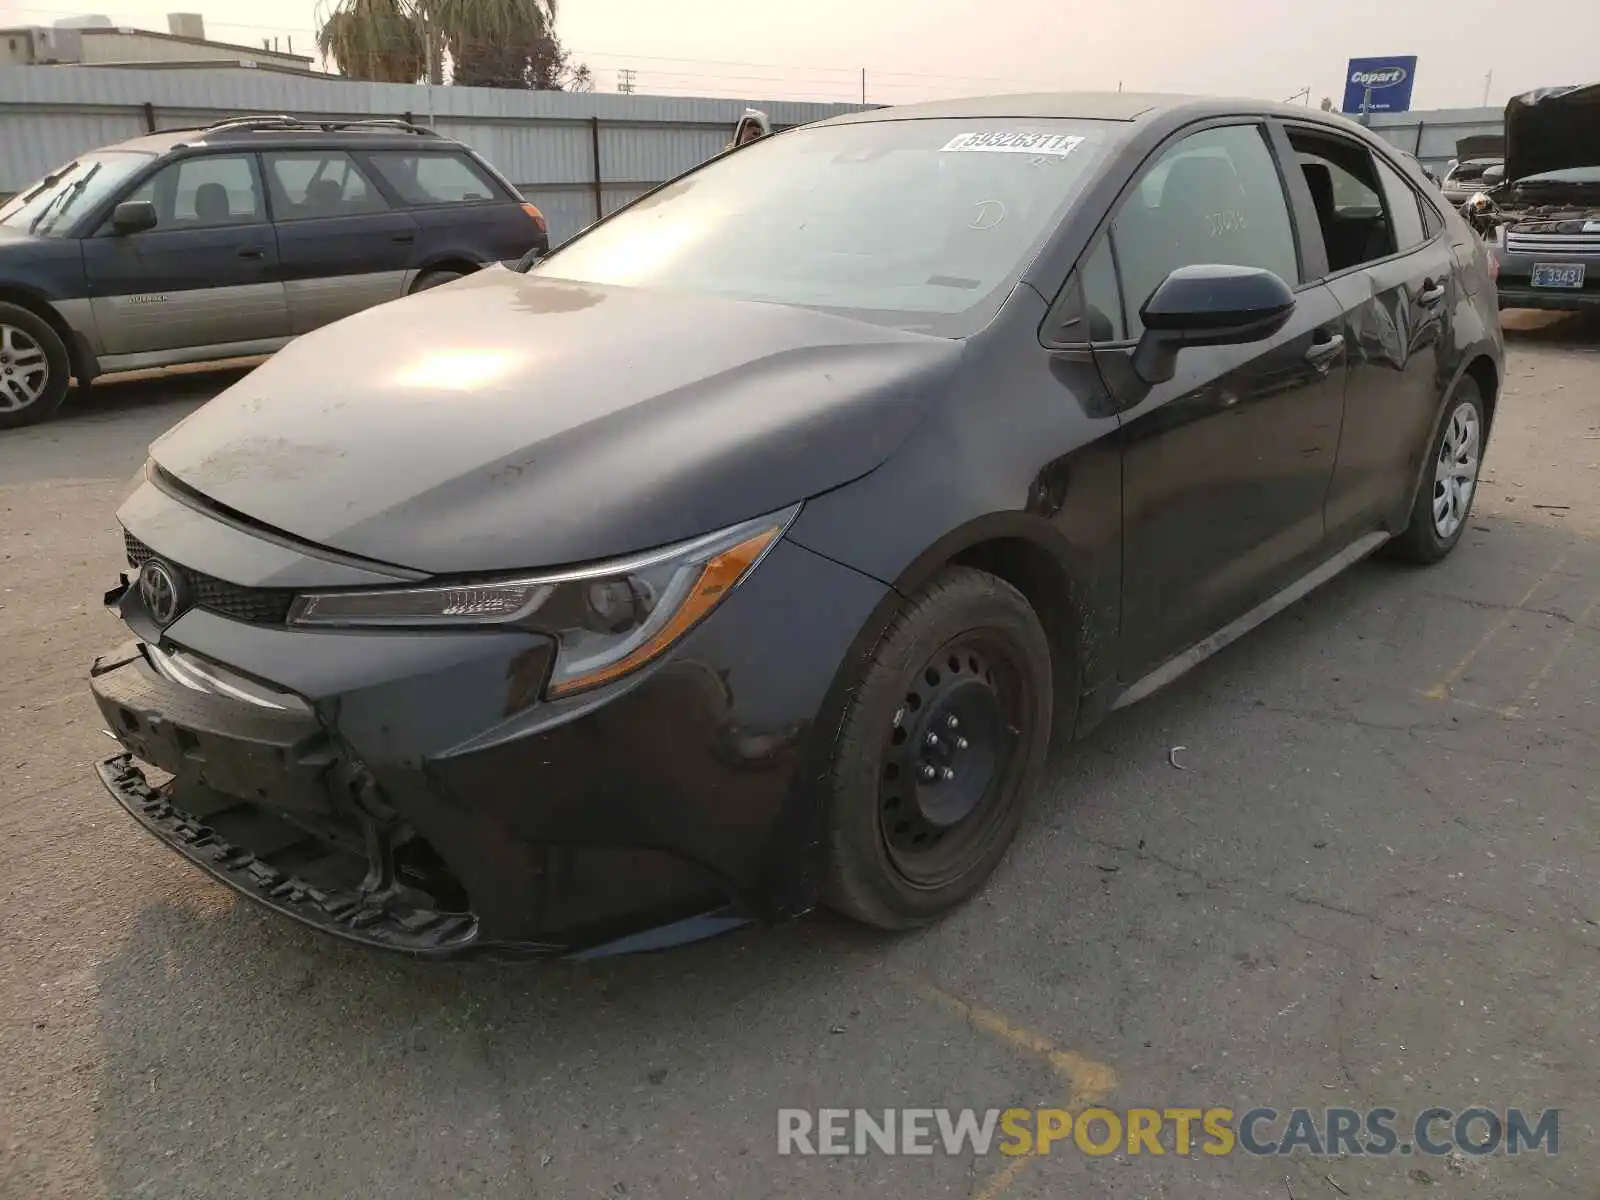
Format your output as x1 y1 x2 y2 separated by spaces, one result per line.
2 313 1598 1200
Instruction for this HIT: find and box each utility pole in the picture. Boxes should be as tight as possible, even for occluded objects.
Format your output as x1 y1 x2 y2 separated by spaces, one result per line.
618 68 636 94
423 23 436 126
1481 70 1493 107
860 67 866 105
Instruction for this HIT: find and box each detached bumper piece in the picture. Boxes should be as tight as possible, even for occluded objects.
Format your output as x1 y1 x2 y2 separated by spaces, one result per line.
90 640 503 957
97 753 492 956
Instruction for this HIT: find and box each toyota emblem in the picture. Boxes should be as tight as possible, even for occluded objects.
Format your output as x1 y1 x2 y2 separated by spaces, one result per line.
138 559 186 628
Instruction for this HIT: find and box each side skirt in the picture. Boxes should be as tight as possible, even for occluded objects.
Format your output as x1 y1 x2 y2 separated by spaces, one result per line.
1111 530 1392 711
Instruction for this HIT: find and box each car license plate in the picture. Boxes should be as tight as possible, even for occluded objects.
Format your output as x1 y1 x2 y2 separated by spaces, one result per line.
1530 263 1585 289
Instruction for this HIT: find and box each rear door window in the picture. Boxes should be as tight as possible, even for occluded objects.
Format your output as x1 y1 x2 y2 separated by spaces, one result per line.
1288 129 1401 273
265 151 389 221
365 151 504 206
1375 156 1426 251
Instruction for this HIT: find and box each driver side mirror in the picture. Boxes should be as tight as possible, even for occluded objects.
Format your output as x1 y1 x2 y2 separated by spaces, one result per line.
1132 264 1296 385
111 200 158 235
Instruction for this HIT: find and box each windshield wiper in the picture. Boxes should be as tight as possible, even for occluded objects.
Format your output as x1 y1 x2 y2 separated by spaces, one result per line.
27 162 100 234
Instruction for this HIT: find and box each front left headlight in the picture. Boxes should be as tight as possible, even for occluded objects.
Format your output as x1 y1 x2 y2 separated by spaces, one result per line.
287 506 798 698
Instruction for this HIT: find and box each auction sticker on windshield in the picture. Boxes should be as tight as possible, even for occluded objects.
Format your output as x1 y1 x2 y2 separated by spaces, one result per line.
941 132 1085 157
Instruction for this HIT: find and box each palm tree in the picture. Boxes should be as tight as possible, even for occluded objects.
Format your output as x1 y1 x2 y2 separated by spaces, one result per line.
319 0 585 90
316 0 428 83
422 0 558 89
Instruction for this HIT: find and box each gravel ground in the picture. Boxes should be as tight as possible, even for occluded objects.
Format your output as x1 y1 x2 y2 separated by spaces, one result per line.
2 312 1598 1199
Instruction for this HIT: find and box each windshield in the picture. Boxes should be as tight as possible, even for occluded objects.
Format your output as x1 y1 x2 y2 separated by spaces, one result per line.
0 151 153 237
535 117 1115 335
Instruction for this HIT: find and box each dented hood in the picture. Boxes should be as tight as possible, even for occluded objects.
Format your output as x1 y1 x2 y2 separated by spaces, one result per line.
150 269 960 575
1505 83 1600 182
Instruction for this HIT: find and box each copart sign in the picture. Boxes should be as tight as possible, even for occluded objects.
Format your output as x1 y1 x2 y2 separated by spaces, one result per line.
1342 55 1418 114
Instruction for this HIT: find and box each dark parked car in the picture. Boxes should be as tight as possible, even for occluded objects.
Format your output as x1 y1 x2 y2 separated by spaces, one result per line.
0 115 548 427
91 93 1502 958
1474 84 1600 311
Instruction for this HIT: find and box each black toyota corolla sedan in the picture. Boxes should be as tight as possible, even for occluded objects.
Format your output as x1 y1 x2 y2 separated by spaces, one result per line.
91 93 1502 958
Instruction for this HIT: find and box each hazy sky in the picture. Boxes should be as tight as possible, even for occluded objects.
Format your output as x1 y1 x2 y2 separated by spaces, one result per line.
0 0 1595 109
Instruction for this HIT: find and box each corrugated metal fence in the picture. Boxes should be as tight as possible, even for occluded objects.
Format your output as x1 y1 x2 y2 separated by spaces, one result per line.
1364 106 1504 175
0 66 870 244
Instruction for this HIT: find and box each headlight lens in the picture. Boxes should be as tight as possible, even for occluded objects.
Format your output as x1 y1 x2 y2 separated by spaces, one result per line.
287 506 798 697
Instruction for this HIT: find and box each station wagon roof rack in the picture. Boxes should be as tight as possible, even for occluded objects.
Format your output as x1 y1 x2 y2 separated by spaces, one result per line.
172 115 442 139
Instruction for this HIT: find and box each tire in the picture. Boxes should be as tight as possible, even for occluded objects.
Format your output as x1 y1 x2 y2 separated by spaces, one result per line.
823 566 1054 929
0 302 71 429
1386 377 1486 565
410 268 466 294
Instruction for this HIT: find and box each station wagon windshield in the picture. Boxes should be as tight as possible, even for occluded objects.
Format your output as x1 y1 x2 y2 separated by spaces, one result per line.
0 151 153 237
535 118 1114 335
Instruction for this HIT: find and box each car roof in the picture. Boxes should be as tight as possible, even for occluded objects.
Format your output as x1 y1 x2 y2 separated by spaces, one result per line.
105 119 465 158
819 91 1376 131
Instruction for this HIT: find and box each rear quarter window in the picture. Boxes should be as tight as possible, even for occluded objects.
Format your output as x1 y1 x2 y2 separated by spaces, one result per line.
366 152 506 206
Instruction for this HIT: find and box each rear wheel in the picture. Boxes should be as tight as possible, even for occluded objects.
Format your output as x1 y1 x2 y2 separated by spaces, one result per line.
1387 377 1485 564
823 567 1053 929
0 302 71 429
410 268 465 294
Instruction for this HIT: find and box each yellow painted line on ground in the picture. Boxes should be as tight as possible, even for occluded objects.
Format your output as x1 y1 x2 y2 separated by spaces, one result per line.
913 981 1118 1101
1412 689 1523 720
972 1152 1034 1200
1507 584 1600 718
1422 553 1568 700
895 976 1118 1200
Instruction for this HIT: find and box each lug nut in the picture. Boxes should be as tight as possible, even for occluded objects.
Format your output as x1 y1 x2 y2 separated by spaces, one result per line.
925 732 941 749
941 767 956 781
920 765 938 782
946 716 959 730
954 736 969 751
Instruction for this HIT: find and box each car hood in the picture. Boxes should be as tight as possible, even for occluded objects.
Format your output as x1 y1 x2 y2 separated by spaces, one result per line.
1505 83 1600 182
1454 135 1503 162
0 224 45 247
150 269 962 574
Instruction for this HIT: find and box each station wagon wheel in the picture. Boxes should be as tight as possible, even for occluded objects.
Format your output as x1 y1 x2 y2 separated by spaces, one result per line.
0 302 72 429
1387 375 1487 565
824 566 1053 929
410 268 466 294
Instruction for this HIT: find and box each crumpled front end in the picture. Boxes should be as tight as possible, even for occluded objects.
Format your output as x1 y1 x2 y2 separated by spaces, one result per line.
90 476 889 958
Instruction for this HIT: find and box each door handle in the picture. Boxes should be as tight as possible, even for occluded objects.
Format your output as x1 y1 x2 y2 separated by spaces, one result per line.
392 233 416 244
237 247 265 260
1417 280 1447 306
1305 333 1345 369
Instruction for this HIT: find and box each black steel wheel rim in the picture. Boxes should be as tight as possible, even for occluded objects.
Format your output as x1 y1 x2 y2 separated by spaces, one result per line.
878 631 1031 889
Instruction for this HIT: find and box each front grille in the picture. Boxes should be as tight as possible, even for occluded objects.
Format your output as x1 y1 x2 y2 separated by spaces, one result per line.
1505 231 1600 254
124 530 297 625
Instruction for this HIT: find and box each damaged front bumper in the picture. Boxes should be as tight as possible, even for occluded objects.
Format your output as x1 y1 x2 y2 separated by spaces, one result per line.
89 527 889 959
96 752 492 954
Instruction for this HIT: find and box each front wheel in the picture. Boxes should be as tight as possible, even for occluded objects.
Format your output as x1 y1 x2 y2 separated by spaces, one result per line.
1387 377 1486 564
0 302 71 429
823 567 1053 929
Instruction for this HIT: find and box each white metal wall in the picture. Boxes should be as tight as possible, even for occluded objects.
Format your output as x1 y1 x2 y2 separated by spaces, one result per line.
0 66 870 244
1365 106 1504 175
